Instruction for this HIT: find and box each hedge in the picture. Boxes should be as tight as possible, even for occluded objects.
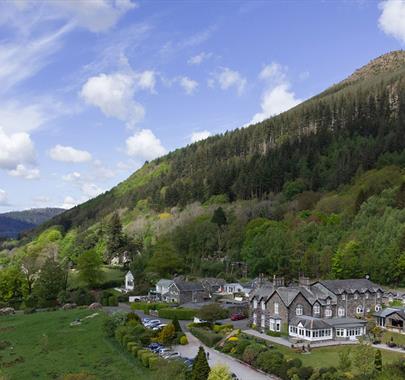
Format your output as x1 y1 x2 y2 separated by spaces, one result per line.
158 308 197 320
131 302 169 314
189 327 222 347
127 341 137 352
141 352 155 367
137 349 149 360
131 345 142 356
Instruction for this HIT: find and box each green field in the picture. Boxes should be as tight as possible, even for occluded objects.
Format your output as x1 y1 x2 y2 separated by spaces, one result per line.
67 266 125 289
0 309 149 380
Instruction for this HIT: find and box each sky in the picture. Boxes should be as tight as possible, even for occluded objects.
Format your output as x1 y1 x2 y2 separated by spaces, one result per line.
0 0 404 212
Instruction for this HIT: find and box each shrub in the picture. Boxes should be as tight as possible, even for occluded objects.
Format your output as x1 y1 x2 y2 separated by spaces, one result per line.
131 302 169 314
228 337 238 342
212 323 233 333
267 330 282 337
103 312 126 337
126 312 141 323
122 335 134 346
137 349 149 360
131 345 142 356
158 323 176 345
180 335 188 345
287 358 302 369
148 356 160 370
256 350 286 376
127 341 137 352
158 307 196 320
234 339 250 356
141 352 155 367
108 295 118 306
197 303 229 322
242 343 265 365
189 327 222 347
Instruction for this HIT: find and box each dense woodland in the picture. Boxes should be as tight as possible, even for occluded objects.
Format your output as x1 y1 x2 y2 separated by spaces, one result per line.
1 53 405 307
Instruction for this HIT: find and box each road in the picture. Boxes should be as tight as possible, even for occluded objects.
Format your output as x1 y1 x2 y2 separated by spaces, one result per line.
174 332 276 380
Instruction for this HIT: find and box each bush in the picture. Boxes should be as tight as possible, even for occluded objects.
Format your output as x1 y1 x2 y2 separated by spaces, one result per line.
158 307 196 320
131 345 142 356
71 288 94 306
108 295 118 306
141 352 155 367
267 330 282 337
137 349 149 360
189 327 222 347
197 303 229 322
126 312 141 323
213 323 234 333
127 341 137 352
103 312 126 337
131 302 169 314
235 339 251 356
242 343 266 365
256 350 285 376
148 356 160 370
180 335 188 345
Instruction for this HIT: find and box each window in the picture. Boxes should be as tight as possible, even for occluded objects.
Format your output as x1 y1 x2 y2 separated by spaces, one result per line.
276 321 280 332
336 328 345 337
261 300 265 311
354 293 358 300
313 304 320 314
253 299 258 309
325 307 332 317
327 298 331 305
253 313 257 325
377 292 381 299
261 314 265 328
365 292 369 299
342 294 346 301
375 304 381 312
356 305 363 314
274 302 279 314
338 307 345 317
296 305 303 316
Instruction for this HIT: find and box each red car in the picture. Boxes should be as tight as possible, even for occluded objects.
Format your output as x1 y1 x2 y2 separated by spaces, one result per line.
231 313 246 321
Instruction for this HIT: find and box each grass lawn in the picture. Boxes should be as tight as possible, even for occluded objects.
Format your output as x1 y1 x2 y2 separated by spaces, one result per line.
382 331 405 345
241 334 405 369
68 265 125 289
0 309 149 380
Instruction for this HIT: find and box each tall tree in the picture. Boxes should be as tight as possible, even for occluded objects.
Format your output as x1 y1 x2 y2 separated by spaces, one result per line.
106 213 124 261
77 249 104 288
374 349 382 372
192 346 210 380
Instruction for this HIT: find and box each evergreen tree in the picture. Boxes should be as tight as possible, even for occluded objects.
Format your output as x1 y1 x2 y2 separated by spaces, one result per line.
211 207 227 228
106 213 124 261
207 364 232 380
172 315 182 332
192 346 210 380
374 349 382 372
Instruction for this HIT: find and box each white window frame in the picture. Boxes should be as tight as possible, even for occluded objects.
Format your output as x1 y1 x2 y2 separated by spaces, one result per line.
375 304 381 312
261 314 266 328
296 305 303 316
253 299 258 309
274 302 279 314
354 293 358 300
338 307 345 317
313 304 320 314
342 294 346 301
325 307 332 317
356 305 363 314
261 300 265 311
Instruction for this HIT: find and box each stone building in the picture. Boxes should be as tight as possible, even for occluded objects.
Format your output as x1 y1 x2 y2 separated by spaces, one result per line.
250 277 384 342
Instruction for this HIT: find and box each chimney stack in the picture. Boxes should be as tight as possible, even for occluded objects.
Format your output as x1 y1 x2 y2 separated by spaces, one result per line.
273 275 285 288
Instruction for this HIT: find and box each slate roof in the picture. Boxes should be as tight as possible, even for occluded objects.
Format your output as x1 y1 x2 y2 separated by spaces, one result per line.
156 279 173 287
318 279 383 295
326 317 367 327
290 316 332 330
200 278 226 286
173 280 204 292
374 307 405 319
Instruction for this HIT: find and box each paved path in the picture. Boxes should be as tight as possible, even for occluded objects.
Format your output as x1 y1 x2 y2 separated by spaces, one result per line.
373 343 405 354
174 332 276 380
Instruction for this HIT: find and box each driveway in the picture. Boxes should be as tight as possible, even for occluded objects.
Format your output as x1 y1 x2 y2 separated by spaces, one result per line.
174 332 276 380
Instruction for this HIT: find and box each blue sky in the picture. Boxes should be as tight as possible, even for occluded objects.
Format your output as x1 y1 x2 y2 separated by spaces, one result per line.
0 0 404 212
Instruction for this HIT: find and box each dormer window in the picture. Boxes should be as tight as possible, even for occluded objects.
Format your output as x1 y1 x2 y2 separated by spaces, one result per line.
253 299 258 309
377 292 381 299
325 307 332 317
354 293 358 300
313 304 320 314
342 294 346 301
261 300 265 310
365 292 369 299
296 305 303 316
327 298 331 305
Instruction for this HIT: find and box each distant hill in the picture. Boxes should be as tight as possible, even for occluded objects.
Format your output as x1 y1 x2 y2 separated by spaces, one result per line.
0 208 64 238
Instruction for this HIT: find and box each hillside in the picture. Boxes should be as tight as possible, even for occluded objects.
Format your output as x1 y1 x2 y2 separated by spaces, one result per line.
0 208 64 238
2 50 405 291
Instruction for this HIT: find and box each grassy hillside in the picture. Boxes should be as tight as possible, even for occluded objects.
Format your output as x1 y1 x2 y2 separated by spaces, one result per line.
0 309 149 380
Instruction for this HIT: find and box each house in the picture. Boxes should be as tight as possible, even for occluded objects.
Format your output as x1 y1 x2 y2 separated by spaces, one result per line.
124 271 134 292
148 279 174 301
224 282 252 297
375 307 405 334
250 277 384 342
200 278 226 295
164 280 207 304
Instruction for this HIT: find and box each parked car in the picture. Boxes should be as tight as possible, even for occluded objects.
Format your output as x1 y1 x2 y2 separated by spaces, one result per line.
158 348 172 356
147 343 162 351
152 323 167 331
142 318 151 323
144 319 161 327
231 313 246 321
162 352 180 360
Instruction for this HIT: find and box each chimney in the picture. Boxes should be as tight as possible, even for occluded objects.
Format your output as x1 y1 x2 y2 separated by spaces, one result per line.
299 276 311 287
273 275 285 288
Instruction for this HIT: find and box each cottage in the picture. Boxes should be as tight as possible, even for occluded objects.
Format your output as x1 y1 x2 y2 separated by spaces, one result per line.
375 307 405 334
165 280 207 304
124 271 134 292
199 278 226 295
224 282 252 297
250 277 383 342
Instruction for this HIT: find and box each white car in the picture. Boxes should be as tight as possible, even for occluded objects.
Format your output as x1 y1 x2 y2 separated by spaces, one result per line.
162 352 180 359
144 319 160 327
152 323 167 331
158 348 172 356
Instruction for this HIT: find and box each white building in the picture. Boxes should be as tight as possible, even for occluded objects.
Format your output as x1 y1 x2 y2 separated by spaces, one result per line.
125 271 134 292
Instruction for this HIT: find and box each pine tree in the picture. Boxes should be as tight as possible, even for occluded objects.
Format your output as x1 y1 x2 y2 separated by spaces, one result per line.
374 349 382 372
192 346 210 380
172 315 182 332
211 207 227 228
106 212 124 261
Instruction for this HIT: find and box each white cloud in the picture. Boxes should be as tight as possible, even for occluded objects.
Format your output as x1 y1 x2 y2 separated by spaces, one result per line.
62 171 82 183
214 67 247 95
191 131 211 143
0 127 36 170
248 62 302 125
134 70 156 93
379 0 405 43
179 77 198 95
80 72 145 127
8 164 40 180
188 52 212 65
81 183 103 198
49 145 92 163
61 196 78 210
0 189 8 205
126 129 167 160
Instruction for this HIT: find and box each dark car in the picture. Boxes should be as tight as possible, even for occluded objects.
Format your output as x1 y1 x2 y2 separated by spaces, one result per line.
231 313 246 321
